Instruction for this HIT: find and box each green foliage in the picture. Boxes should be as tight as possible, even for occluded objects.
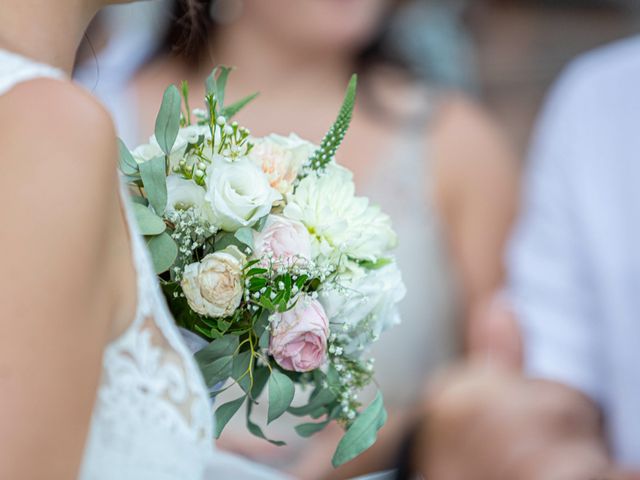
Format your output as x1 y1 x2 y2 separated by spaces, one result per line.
138 156 167 215
246 401 286 446
181 80 191 126
132 203 166 236
250 366 270 400
221 92 259 120
195 336 239 367
287 387 336 416
332 392 387 467
118 138 138 176
295 420 330 438
267 370 295 424
200 355 234 388
214 396 246 438
155 85 182 155
232 350 253 393
206 66 232 108
131 195 147 206
359 258 393 270
145 232 178 274
306 74 357 173
233 227 254 251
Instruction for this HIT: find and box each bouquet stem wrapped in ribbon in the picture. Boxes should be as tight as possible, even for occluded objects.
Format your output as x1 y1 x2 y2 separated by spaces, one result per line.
119 67 405 467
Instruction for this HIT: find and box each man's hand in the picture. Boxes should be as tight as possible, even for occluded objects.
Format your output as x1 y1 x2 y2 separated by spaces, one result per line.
413 365 611 480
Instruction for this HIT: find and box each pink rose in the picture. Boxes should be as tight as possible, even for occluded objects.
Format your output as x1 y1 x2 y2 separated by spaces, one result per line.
253 215 312 266
270 298 329 372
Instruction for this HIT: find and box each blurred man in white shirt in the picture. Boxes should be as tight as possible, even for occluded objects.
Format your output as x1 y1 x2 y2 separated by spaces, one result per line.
418 37 640 479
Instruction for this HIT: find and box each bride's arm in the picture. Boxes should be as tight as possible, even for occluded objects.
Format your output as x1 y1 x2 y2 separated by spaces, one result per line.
0 79 120 479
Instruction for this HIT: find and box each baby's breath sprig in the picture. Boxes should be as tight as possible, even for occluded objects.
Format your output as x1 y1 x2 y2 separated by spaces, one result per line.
167 207 217 280
327 334 374 424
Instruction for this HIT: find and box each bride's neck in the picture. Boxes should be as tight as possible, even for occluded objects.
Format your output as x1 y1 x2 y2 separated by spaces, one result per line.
0 0 100 74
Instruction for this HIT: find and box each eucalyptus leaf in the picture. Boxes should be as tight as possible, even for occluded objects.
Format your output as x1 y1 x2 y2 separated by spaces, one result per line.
155 85 182 155
145 232 178 274
214 396 246 438
232 350 252 393
268 370 295 424
215 66 231 108
195 336 239 367
132 203 166 235
214 232 248 252
221 92 259 120
332 391 387 467
131 195 148 206
258 328 270 350
288 388 336 416
250 366 270 400
246 400 285 446
118 138 138 176
200 355 234 388
234 227 254 250
254 215 269 232
295 420 330 438
139 156 167 215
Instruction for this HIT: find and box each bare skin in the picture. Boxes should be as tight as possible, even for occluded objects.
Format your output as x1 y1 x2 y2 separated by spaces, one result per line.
0 0 137 477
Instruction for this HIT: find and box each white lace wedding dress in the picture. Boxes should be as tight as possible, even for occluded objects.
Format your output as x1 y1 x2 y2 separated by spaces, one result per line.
0 48 284 480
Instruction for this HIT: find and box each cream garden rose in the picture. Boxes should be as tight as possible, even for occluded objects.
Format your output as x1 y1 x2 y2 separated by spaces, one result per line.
205 158 281 232
180 246 246 318
249 133 316 194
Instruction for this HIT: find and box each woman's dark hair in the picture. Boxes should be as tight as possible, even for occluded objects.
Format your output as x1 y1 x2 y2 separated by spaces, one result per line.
162 0 411 79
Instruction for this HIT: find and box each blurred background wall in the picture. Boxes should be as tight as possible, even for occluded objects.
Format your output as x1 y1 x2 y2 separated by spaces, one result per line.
468 0 640 153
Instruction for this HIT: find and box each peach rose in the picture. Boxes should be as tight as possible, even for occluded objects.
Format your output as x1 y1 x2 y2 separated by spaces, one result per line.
249 133 316 194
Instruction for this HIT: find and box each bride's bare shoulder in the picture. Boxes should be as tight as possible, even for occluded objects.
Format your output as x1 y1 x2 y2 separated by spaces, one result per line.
0 77 117 190
0 77 116 165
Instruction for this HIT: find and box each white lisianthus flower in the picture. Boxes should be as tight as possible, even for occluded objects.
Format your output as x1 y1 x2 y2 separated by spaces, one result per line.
205 158 281 232
180 246 247 318
319 261 406 355
166 175 215 223
283 164 397 263
249 133 316 194
132 142 163 164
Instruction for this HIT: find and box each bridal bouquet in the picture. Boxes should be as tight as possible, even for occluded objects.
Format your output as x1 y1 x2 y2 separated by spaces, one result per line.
119 67 405 466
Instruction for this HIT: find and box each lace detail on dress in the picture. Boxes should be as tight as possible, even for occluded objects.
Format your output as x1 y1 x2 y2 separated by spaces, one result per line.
78 186 214 480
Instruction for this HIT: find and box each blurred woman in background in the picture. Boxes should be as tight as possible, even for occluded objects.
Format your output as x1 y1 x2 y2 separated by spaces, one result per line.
103 0 520 476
